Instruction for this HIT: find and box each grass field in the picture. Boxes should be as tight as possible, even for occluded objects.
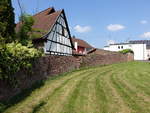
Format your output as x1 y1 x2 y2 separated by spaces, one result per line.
2 62 150 113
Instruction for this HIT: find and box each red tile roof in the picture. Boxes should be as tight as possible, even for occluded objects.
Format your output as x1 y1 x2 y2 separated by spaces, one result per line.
16 8 62 35
71 37 93 48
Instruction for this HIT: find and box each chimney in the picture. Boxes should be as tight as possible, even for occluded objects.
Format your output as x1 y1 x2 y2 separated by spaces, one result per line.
75 42 78 51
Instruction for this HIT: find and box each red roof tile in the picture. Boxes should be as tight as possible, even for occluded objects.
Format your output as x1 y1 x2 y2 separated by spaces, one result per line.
16 8 62 35
71 37 93 48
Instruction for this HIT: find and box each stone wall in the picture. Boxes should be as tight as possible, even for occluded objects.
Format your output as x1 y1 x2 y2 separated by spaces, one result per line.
17 55 80 89
81 53 133 67
0 52 133 101
0 56 79 101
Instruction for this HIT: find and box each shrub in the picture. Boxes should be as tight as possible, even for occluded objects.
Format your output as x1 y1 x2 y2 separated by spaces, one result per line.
0 42 43 86
119 49 134 54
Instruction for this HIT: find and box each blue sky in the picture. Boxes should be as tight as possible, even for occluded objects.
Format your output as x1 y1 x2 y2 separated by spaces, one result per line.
12 0 150 48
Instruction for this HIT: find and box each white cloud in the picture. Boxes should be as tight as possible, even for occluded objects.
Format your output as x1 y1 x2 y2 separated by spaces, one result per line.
107 24 125 31
74 25 91 33
141 32 150 38
107 40 115 45
140 20 148 24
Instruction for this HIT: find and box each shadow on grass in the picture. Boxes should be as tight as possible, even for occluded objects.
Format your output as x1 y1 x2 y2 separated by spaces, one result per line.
0 80 45 113
32 101 46 113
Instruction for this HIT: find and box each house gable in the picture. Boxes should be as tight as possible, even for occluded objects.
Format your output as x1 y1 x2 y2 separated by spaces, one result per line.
44 10 73 55
16 7 74 56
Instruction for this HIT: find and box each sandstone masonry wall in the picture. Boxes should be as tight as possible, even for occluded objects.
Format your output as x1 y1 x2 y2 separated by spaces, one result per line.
0 52 133 101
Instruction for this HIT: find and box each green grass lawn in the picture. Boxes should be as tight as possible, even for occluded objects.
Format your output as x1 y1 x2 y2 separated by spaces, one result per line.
1 61 150 113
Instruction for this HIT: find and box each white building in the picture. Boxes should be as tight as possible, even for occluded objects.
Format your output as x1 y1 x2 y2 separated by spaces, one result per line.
104 40 150 60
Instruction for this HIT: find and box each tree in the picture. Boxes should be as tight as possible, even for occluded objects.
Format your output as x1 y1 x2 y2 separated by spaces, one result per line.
0 0 15 43
17 14 34 45
119 49 134 54
0 0 43 86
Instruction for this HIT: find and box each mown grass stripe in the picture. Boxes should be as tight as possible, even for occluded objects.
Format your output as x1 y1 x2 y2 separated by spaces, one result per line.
118 71 150 112
35 67 113 113
100 69 131 113
62 72 99 113
111 73 145 113
36 70 98 113
126 71 150 96
94 70 116 113
62 69 112 113
4 70 93 113
71 70 113 113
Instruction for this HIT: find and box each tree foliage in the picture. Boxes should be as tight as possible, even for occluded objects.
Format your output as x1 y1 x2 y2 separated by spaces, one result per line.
0 0 15 43
30 28 47 40
119 49 134 54
17 14 34 45
0 0 44 86
0 42 43 85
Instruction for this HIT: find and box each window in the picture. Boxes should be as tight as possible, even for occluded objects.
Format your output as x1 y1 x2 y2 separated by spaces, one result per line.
129 45 132 47
118 46 120 49
62 26 65 36
121 46 123 49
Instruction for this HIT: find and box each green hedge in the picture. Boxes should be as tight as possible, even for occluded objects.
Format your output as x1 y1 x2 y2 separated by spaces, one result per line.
0 42 43 86
119 49 134 54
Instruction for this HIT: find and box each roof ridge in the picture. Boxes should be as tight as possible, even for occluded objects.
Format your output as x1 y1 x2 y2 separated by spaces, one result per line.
71 37 93 48
15 8 55 25
49 9 63 16
44 10 63 33
33 7 55 17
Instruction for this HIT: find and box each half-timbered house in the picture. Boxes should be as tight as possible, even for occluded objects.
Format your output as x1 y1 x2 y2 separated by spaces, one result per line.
16 8 74 56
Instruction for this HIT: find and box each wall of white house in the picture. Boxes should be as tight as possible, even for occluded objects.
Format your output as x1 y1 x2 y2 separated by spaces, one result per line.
104 43 148 60
146 49 150 59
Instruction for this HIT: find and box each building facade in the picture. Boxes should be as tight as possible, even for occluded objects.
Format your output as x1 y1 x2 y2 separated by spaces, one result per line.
16 8 74 56
43 12 73 55
104 41 150 60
